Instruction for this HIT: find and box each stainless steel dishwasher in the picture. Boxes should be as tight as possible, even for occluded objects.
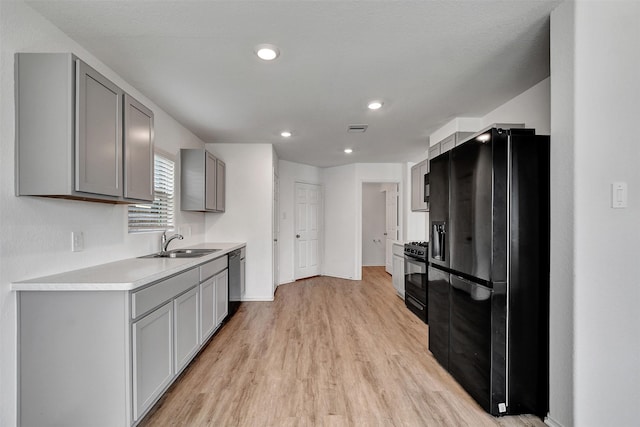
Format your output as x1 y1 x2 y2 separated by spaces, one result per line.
228 249 242 317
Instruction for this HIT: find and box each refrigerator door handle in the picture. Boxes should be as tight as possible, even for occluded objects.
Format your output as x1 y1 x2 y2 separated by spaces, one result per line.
451 275 492 301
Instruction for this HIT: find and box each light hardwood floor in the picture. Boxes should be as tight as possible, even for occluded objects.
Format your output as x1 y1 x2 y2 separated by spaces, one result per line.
141 267 546 427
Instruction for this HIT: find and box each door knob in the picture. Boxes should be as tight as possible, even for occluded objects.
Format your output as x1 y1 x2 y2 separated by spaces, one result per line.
296 234 300 238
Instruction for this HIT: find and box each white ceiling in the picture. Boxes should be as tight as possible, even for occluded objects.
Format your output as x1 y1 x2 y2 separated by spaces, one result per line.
27 0 560 167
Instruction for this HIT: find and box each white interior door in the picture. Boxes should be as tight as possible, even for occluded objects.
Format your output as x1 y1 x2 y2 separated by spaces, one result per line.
294 182 322 280
385 184 399 274
273 172 280 291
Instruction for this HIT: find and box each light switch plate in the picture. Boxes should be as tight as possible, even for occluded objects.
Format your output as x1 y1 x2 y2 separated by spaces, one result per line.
71 231 84 252
612 182 628 208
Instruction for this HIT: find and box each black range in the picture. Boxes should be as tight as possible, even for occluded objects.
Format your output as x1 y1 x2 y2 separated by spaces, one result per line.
403 241 428 323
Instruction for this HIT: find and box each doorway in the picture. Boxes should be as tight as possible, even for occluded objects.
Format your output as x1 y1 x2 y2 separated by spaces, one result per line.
361 182 399 274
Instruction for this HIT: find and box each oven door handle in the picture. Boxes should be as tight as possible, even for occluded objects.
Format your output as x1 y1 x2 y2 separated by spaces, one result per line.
406 295 423 309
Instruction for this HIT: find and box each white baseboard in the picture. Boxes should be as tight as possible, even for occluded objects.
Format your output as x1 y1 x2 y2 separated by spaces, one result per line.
322 273 358 280
544 415 565 427
241 296 274 302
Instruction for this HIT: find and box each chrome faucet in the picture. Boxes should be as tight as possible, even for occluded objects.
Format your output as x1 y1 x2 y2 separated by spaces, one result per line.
161 231 184 253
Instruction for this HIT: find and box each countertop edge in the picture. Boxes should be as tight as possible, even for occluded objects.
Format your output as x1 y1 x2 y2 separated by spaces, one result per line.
11 242 246 292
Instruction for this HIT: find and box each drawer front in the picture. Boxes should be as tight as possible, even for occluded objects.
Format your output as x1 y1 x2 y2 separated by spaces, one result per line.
200 255 228 282
392 243 404 257
132 268 199 319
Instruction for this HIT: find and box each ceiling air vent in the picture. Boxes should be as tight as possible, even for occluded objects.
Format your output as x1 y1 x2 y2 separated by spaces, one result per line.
348 124 368 133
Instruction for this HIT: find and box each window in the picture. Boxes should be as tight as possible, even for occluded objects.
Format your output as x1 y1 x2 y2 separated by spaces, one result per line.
128 154 175 233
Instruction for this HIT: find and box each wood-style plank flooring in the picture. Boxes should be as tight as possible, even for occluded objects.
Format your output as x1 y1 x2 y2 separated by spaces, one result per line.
141 267 545 427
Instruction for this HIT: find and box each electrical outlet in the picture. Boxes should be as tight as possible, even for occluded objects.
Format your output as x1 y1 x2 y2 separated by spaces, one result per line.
71 231 84 252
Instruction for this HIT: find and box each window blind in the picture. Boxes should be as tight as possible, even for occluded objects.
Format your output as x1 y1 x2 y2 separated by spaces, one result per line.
128 154 175 233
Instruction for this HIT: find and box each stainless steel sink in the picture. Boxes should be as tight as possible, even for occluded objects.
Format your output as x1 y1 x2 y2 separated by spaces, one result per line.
139 248 221 259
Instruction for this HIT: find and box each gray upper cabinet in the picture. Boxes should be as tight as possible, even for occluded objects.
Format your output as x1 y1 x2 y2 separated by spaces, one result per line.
123 94 154 202
75 60 123 198
181 148 226 212
215 158 226 212
205 151 217 211
15 53 154 204
411 159 429 212
430 131 475 158
428 143 441 160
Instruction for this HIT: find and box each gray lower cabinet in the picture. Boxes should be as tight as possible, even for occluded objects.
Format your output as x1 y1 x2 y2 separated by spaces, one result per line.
392 243 405 297
173 287 200 374
240 255 246 298
215 269 229 325
181 148 226 212
17 254 233 427
199 255 229 342
199 277 216 343
132 301 174 421
15 52 154 203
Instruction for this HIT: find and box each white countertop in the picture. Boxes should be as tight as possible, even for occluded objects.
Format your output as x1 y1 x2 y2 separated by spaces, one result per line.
11 242 245 292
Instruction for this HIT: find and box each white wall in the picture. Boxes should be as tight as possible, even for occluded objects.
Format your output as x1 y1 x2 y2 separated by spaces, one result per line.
548 2 575 425
361 184 386 266
0 2 208 426
551 2 640 426
481 78 550 135
277 160 322 284
322 164 358 279
204 143 274 301
428 78 550 144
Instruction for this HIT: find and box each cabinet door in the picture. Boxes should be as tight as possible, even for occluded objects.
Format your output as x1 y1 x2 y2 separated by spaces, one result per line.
216 159 226 212
215 269 229 326
75 60 122 197
123 94 154 202
205 152 217 211
440 134 456 153
132 302 173 421
174 287 199 374
419 161 429 210
240 258 246 298
392 255 405 295
199 277 216 343
411 165 420 211
428 143 441 160
411 162 428 212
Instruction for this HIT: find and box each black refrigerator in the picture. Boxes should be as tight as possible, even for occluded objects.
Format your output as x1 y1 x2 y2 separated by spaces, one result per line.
427 127 549 417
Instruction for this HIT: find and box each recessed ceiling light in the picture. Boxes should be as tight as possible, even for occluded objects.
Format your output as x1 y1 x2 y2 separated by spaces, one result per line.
367 101 383 110
280 131 292 138
255 44 280 61
344 148 353 154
